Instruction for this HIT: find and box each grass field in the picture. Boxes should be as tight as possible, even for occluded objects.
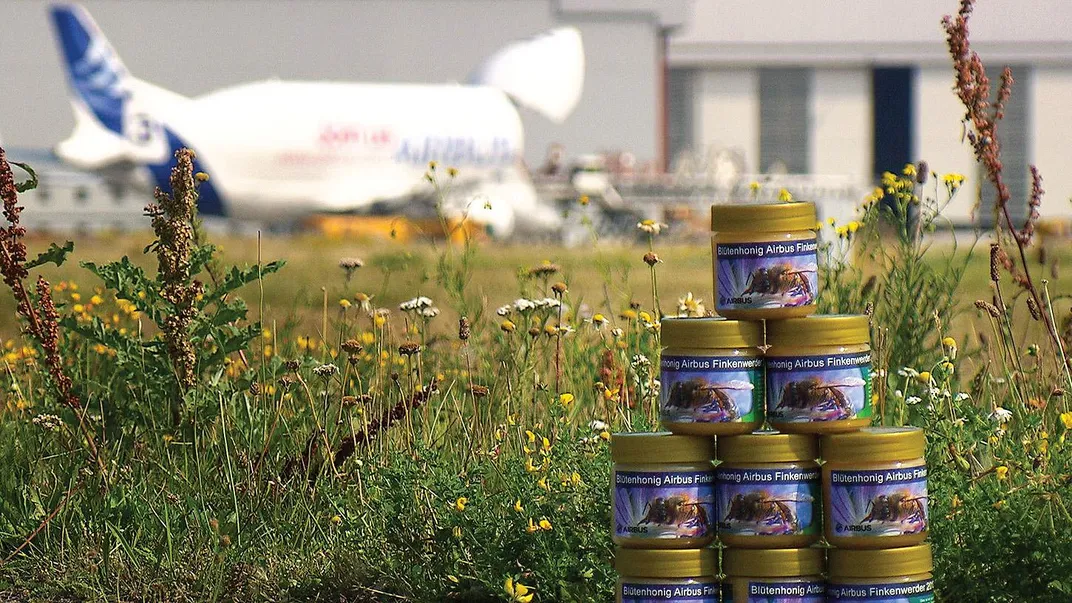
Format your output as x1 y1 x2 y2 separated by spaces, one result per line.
6 229 1068 343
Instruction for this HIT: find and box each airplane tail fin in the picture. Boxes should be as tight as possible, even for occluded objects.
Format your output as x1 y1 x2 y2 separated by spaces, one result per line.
50 3 188 169
469 27 585 124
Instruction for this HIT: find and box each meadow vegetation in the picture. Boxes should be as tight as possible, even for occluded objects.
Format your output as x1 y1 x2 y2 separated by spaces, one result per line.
1 2 1071 600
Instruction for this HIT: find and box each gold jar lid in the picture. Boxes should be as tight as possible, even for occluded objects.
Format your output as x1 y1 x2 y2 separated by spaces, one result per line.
823 427 925 462
711 201 817 233
612 432 715 464
722 547 825 577
718 430 819 463
828 543 932 578
661 317 764 349
615 547 717 578
767 314 870 347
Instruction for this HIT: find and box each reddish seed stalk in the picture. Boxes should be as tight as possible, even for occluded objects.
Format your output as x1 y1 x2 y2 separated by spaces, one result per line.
0 147 107 477
942 0 1061 350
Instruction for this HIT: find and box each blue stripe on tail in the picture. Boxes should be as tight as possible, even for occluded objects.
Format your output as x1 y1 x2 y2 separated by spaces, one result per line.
50 4 129 135
146 130 227 217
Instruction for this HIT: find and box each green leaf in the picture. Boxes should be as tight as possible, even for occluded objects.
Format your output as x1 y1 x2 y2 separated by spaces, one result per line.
204 261 285 303
11 162 37 193
26 241 74 269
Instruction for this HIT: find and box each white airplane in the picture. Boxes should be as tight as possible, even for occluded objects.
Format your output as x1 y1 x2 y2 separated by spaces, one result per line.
49 3 585 236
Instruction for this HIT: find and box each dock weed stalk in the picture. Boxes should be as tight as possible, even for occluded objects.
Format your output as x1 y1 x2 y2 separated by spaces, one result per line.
0 148 105 477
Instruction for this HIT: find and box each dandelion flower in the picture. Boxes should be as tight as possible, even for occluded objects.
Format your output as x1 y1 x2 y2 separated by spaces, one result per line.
453 497 468 512
590 313 607 327
1061 412 1072 430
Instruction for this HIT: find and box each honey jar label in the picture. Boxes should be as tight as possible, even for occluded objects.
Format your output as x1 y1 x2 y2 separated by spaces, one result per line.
613 470 715 540
620 582 718 601
715 467 820 537
660 355 763 424
732 581 824 601
766 352 872 422
714 239 818 311
826 579 935 601
829 466 929 538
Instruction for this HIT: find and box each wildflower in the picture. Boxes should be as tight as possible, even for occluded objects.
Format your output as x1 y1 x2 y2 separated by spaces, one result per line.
312 363 339 378
906 396 922 406
528 261 560 277
942 173 965 190
538 518 552 531
31 413 62 431
631 355 651 369
778 188 793 203
525 430 536 444
447 166 458 178
496 305 513 317
559 392 575 408
749 181 761 194
419 306 440 318
399 296 433 312
579 195 590 205
995 466 1009 480
501 320 516 333
398 342 421 356
599 430 612 441
339 298 352 309
551 281 568 295
541 437 552 453
993 499 1006 510
453 497 468 512
636 219 667 235
330 514 342 525
611 328 625 338
902 163 917 178
514 298 537 312
341 339 363 355
452 526 463 540
951 495 962 509
571 471 582 486
90 295 103 305
1061 412 1072 430
677 292 705 317
525 518 538 534
536 477 549 491
513 499 524 513
917 371 932 384
989 407 1013 423
955 392 971 402
589 419 608 431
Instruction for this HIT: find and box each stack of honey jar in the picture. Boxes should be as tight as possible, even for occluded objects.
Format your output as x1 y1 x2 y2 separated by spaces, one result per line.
610 202 935 602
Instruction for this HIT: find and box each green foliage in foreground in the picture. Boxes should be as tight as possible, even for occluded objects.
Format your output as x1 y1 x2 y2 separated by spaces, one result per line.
0 164 1070 603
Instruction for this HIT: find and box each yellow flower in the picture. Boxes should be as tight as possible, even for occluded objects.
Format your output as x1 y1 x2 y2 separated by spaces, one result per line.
501 319 516 333
638 311 652 324
942 336 957 349
917 371 931 384
951 495 961 509
90 295 103 305
578 195 590 206
993 499 1006 510
447 167 458 178
453 497 468 512
72 304 84 314
513 499 524 513
505 578 533 603
330 514 342 525
847 221 860 233
1060 412 1072 430
571 472 581 486
559 392 575 408
525 457 539 473
778 188 793 203
525 430 536 444
749 181 761 193
599 430 611 441
525 518 538 534
619 309 637 321
537 477 549 491
374 313 387 328
70 292 81 302
339 299 352 309
162 434 175 444
538 518 552 531
541 437 552 453
995 466 1009 480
